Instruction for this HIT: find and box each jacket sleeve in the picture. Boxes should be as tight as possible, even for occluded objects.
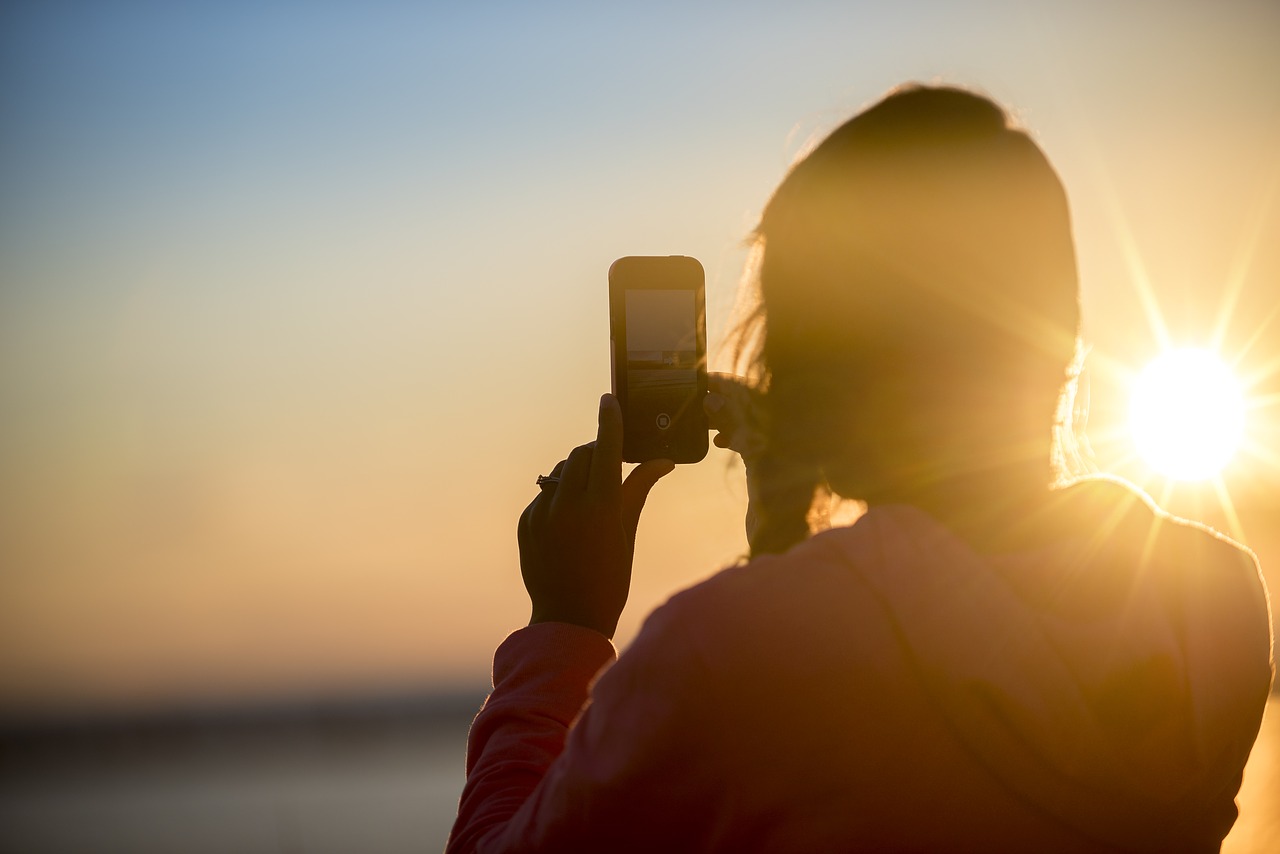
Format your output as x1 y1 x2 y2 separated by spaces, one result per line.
445 604 728 854
445 622 616 853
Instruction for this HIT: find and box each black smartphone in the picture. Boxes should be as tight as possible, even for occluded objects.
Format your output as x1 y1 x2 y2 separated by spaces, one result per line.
609 255 709 464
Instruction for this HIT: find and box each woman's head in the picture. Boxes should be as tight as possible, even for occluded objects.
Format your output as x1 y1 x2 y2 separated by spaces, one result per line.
742 85 1082 554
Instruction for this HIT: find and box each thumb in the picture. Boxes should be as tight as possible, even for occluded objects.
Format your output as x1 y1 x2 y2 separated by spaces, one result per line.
621 458 675 540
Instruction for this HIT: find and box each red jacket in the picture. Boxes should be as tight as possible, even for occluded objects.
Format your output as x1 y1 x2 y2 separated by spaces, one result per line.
448 479 1273 852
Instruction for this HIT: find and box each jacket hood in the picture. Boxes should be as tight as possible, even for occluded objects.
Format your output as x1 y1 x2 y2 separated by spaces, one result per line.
829 477 1273 851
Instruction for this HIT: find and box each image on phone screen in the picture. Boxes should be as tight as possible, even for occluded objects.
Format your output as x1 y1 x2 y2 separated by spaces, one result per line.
624 288 699 435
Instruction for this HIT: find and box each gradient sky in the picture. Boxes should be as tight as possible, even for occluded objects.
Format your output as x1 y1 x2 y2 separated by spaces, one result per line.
2 0 1278 714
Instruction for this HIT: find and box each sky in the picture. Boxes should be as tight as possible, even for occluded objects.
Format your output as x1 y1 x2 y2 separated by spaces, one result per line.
1 0 1278 715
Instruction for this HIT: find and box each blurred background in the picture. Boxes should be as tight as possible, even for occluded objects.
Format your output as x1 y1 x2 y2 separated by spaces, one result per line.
1 1 1277 851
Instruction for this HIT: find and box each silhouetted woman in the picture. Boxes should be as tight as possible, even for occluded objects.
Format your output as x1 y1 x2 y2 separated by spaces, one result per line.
447 85 1272 853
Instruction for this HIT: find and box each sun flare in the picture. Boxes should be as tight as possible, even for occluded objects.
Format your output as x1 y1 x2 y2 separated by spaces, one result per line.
1129 348 1245 482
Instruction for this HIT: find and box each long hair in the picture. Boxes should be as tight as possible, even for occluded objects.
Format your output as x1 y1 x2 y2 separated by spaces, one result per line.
738 85 1085 556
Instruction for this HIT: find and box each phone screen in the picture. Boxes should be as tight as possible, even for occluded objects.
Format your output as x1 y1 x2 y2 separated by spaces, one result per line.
624 288 699 435
609 256 708 463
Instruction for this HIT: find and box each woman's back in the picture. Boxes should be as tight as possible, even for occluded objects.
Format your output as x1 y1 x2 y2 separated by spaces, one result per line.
453 478 1269 852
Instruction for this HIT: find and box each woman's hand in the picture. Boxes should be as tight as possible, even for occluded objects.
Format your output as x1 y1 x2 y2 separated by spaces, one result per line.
517 394 674 639
705 373 767 543
705 373 765 462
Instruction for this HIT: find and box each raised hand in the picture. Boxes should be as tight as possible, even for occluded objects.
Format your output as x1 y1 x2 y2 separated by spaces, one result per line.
517 394 674 639
705 373 768 543
705 373 766 462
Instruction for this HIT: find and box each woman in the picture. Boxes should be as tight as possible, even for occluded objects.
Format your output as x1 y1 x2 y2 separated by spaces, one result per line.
447 85 1272 852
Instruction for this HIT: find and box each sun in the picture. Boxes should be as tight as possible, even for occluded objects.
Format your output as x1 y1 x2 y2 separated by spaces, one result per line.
1129 348 1245 481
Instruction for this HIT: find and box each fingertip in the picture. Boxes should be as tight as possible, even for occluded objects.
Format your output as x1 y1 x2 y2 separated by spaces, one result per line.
598 393 622 429
630 457 675 481
591 396 624 484
651 458 677 480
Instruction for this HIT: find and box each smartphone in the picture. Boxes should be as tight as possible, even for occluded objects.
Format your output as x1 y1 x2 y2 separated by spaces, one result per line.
609 255 709 464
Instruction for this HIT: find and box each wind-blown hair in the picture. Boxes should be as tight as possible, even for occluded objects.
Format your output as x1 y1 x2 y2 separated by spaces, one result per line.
738 85 1085 556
